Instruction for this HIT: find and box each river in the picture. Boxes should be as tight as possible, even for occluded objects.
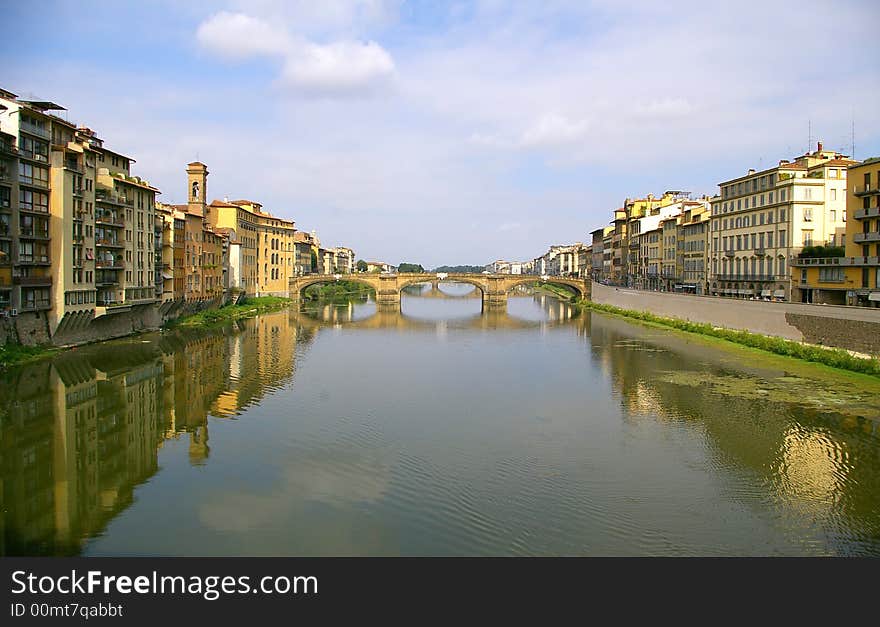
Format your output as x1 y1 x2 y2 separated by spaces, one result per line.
2 284 879 556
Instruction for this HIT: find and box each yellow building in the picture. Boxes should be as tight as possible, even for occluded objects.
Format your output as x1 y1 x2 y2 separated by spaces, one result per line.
794 157 880 306
679 205 710 294
204 193 295 297
709 142 855 301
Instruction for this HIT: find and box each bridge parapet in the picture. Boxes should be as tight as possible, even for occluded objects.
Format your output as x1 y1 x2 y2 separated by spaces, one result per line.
289 273 590 309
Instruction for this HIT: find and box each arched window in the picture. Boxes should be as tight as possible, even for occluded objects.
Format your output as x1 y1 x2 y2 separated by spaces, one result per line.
192 181 199 200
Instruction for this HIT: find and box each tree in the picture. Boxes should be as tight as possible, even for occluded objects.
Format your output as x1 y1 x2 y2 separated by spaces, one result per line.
356 259 368 272
397 262 425 273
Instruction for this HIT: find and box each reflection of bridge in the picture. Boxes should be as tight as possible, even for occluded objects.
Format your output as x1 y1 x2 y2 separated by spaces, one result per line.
293 301 580 331
290 273 591 309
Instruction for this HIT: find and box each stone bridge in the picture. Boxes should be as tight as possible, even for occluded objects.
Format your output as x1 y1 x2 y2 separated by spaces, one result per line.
289 273 591 308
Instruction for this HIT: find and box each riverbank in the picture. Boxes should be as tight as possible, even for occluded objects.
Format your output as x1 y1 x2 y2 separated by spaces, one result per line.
303 280 374 303
576 299 880 376
166 296 291 329
0 343 59 369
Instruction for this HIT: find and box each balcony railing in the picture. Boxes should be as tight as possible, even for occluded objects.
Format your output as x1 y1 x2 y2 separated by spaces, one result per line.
854 207 880 220
18 175 49 189
714 274 785 282
854 232 880 243
21 299 52 311
95 191 133 207
19 204 49 215
19 120 50 139
0 141 17 156
854 184 880 196
14 275 52 287
19 227 50 239
792 256 879 267
95 259 123 269
17 254 50 265
96 238 124 248
95 213 125 226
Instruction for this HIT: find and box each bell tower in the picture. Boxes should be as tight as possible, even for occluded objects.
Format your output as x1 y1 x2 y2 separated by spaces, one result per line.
186 161 209 217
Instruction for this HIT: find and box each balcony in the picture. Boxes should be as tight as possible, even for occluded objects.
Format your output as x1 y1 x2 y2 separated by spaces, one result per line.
18 175 49 190
19 227 50 240
96 238 124 248
96 259 124 269
95 190 133 207
95 213 125 227
793 256 879 267
854 184 880 196
72 234 85 243
724 250 735 257
754 248 766 256
20 299 52 312
72 186 84 197
65 161 83 174
714 274 782 282
19 204 49 215
17 254 50 265
14 275 52 287
0 141 17 157
854 232 880 244
854 207 880 220
19 120 50 140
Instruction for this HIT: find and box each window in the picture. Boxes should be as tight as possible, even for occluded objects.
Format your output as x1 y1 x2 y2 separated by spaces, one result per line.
802 230 813 246
830 210 836 222
819 267 844 282
803 208 812 222
830 189 837 201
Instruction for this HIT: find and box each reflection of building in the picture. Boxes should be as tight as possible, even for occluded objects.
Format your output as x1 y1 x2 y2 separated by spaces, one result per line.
0 308 311 555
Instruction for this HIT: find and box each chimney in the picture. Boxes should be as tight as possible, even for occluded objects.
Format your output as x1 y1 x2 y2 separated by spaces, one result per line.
748 168 756 175
817 141 823 152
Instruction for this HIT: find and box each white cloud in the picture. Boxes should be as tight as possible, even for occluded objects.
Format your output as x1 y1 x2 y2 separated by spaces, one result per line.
634 97 694 119
279 40 395 97
196 11 290 59
196 11 395 98
520 114 589 148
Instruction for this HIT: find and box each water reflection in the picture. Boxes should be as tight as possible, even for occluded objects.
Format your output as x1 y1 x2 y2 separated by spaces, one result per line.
0 292 878 555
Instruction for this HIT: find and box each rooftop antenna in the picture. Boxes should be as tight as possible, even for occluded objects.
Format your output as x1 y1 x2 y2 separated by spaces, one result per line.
851 109 855 159
807 119 812 153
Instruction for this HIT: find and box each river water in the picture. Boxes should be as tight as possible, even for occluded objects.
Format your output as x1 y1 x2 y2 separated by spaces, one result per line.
2 284 879 556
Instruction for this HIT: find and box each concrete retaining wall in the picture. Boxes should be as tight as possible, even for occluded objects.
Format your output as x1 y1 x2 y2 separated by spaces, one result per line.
591 283 880 356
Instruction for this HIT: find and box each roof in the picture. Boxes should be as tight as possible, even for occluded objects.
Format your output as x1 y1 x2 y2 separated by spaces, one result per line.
208 199 240 209
778 162 807 170
293 231 313 243
820 158 859 167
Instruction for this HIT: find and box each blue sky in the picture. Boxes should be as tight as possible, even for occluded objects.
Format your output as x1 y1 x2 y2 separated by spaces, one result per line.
4 0 879 267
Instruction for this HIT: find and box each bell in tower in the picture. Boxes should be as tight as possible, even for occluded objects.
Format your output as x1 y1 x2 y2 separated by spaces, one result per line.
186 161 209 218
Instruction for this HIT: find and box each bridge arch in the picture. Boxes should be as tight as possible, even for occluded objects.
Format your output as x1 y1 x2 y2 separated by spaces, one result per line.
502 276 588 300
290 274 379 299
397 275 487 298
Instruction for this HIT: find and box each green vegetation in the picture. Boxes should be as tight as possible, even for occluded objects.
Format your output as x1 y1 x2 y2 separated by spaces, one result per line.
397 262 425 273
167 296 291 329
535 283 579 301
356 259 368 272
0 343 58 369
799 245 845 258
432 265 485 273
303 280 374 303
576 299 880 376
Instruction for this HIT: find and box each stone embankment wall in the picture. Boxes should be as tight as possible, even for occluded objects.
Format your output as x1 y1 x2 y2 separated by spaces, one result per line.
3 293 233 348
591 283 880 356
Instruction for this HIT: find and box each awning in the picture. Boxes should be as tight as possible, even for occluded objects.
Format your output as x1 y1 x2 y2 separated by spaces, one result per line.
869 292 880 302
162 271 173 280
773 290 785 298
761 290 771 296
